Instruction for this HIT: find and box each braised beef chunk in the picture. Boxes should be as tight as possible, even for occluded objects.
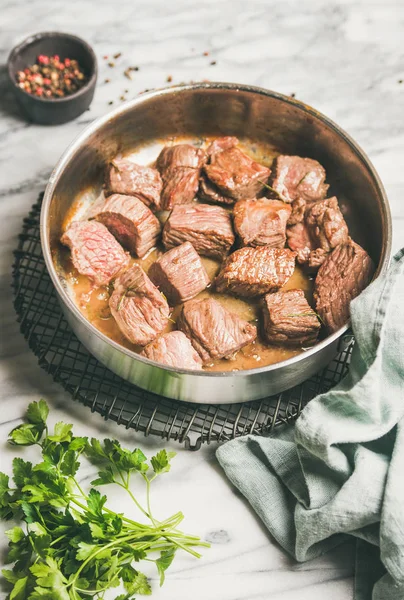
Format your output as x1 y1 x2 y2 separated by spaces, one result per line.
157 144 206 171
207 136 239 156
314 239 374 333
287 196 349 267
177 297 257 362
233 198 292 248
91 193 161 258
287 197 307 225
215 246 296 298
141 331 203 370
309 248 328 268
110 264 169 346
106 158 162 210
262 289 320 347
156 144 206 210
61 220 129 286
199 174 234 205
286 223 313 264
204 137 271 201
148 242 210 304
306 196 348 254
163 203 235 260
270 156 329 203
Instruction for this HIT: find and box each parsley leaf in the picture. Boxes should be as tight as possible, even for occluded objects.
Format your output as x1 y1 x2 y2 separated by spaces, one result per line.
9 424 41 446
86 489 107 517
12 458 33 487
26 399 49 427
90 465 115 486
47 422 72 443
60 450 80 477
9 575 28 600
5 527 25 543
156 548 176 586
151 449 176 474
121 565 151 594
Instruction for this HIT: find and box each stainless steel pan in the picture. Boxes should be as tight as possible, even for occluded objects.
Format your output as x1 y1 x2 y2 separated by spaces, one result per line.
40 83 391 403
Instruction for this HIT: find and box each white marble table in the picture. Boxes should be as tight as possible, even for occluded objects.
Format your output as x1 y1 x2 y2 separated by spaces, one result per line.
1 1 403 598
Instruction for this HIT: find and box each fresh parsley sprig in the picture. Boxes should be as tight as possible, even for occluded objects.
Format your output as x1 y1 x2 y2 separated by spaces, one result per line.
0 400 208 600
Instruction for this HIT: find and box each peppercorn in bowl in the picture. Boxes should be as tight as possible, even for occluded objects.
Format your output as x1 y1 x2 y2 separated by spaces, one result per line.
7 31 97 125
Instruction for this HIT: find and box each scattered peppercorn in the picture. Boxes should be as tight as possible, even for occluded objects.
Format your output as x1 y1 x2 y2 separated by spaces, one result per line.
166 75 172 82
108 100 114 105
120 95 126 101
124 66 140 80
203 51 209 56
108 61 115 68
398 80 403 84
103 55 109 60
15 55 88 99
210 61 217 65
113 52 122 59
105 78 110 83
290 92 296 98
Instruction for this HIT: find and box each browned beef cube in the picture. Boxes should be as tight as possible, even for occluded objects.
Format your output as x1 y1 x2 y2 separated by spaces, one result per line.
162 203 235 261
198 174 234 205
287 196 349 267
156 144 206 210
106 158 162 210
148 242 210 305
215 246 296 298
110 264 170 346
90 193 161 258
270 155 329 203
207 136 239 155
204 137 271 201
286 222 314 264
314 239 374 333
233 198 292 248
61 220 129 286
262 289 321 347
177 297 257 362
287 197 307 225
306 196 349 255
308 248 328 269
140 331 203 369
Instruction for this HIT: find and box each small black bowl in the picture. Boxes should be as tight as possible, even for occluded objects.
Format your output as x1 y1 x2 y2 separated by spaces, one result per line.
7 32 97 125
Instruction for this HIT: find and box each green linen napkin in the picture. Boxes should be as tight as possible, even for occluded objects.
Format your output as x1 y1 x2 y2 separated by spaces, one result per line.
217 248 404 600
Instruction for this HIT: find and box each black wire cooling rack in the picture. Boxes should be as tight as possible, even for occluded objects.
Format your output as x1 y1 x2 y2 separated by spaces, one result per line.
12 195 354 449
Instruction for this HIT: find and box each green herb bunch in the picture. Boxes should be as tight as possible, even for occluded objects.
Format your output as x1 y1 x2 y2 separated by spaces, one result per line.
0 400 208 599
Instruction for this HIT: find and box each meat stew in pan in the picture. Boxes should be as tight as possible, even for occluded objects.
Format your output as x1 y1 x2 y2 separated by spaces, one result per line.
58 137 374 372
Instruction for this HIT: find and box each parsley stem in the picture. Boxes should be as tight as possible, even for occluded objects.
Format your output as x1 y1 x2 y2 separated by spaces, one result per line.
49 534 66 546
72 476 87 498
68 529 182 587
69 496 151 531
145 476 158 527
116 480 151 519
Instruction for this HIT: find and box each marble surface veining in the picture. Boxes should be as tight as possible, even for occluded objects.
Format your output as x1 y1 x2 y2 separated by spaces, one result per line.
1 0 404 598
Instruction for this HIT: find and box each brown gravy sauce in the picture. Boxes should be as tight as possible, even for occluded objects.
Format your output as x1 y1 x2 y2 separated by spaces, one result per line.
57 137 316 373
